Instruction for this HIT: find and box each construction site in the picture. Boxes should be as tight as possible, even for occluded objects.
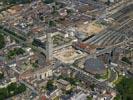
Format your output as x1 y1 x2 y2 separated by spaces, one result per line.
53 46 86 64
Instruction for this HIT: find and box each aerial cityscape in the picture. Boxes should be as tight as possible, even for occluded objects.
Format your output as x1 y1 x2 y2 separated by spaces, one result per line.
0 0 132 100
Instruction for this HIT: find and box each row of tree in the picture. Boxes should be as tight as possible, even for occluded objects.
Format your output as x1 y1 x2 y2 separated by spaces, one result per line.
3 0 31 4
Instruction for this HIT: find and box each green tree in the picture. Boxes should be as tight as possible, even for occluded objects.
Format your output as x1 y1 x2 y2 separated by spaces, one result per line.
0 34 5 49
0 88 8 99
48 20 56 27
17 84 26 93
0 72 4 79
116 77 133 100
32 61 38 68
0 82 26 99
90 84 95 91
114 94 121 100
15 48 25 55
95 74 101 79
7 48 25 59
45 80 56 91
106 0 111 5
87 96 92 100
43 0 54 4
121 57 132 65
7 83 17 96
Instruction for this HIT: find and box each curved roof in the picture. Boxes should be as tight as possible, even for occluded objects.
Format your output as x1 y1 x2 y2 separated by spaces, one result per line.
84 58 105 75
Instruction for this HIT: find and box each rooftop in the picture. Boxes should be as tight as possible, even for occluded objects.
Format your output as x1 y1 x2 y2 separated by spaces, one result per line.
84 58 106 75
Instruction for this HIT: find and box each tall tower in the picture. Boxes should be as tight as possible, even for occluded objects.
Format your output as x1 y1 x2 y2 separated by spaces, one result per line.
46 32 53 62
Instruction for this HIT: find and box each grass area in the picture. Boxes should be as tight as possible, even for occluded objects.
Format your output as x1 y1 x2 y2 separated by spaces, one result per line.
113 75 123 85
53 34 73 46
107 68 111 79
101 69 110 80
53 96 60 100
95 69 110 80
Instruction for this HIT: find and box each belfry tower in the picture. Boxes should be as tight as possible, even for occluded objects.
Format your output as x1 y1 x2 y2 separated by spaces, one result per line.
46 32 53 62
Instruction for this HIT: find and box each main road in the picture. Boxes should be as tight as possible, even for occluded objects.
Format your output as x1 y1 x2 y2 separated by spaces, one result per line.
67 64 113 90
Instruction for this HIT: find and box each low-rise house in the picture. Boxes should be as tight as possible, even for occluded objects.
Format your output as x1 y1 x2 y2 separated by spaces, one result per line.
46 89 62 100
56 79 71 91
71 92 87 100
